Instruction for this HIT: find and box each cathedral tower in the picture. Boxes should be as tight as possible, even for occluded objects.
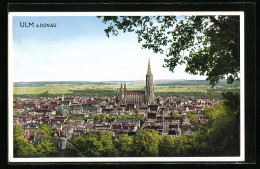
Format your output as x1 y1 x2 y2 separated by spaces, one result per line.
145 58 155 104
118 82 123 102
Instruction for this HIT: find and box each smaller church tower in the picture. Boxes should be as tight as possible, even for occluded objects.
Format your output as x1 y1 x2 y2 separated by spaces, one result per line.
118 82 128 104
61 94 64 101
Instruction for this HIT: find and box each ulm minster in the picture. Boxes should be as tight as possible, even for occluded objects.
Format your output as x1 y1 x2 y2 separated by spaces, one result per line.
118 59 155 105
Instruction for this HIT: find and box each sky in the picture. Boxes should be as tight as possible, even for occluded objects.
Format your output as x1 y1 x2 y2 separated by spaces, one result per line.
10 15 207 82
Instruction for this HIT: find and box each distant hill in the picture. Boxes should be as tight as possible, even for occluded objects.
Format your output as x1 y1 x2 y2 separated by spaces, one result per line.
13 81 119 87
13 79 238 87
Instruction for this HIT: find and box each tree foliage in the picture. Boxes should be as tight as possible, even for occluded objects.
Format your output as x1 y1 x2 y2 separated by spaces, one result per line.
67 145 84 157
34 139 59 157
186 111 197 123
114 134 134 156
98 16 240 86
13 125 60 157
172 91 240 156
133 129 161 156
71 131 115 157
37 124 53 139
158 135 176 156
13 125 37 157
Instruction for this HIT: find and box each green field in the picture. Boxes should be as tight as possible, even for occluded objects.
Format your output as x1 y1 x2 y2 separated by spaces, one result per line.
13 80 240 99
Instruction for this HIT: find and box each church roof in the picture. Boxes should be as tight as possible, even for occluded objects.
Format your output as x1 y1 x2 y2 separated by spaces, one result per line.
126 91 145 95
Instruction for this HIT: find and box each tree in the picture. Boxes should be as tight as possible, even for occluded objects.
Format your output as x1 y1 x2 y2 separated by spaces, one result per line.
186 111 197 123
13 125 37 157
71 131 115 157
158 135 176 156
34 139 59 157
98 16 240 86
133 129 161 156
96 131 115 156
67 146 84 157
114 134 134 157
172 92 240 156
203 92 240 155
134 114 146 126
171 113 182 118
13 125 23 138
37 124 52 139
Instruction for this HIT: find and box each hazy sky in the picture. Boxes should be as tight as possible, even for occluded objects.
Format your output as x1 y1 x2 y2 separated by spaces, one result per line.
11 15 207 82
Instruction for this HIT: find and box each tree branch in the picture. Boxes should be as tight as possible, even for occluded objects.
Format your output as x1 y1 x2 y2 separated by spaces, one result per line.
209 16 238 38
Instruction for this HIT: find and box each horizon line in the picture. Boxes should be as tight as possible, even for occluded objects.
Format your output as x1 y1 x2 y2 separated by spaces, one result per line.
12 79 215 83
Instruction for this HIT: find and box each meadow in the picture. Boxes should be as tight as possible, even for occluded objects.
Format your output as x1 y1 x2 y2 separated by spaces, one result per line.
13 80 240 99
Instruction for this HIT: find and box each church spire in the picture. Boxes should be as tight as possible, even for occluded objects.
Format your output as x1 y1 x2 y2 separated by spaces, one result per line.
145 58 155 104
147 58 152 74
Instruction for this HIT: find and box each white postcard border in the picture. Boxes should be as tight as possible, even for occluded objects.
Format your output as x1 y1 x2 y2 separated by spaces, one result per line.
8 11 245 163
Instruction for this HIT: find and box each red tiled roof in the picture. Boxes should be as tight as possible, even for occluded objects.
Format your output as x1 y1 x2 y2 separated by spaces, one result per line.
64 97 74 101
80 133 87 136
23 132 35 141
112 136 119 141
112 125 122 130
201 98 211 102
27 101 35 104
181 125 191 129
16 104 24 109
122 124 136 127
122 125 134 130
64 126 72 130
34 109 52 113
